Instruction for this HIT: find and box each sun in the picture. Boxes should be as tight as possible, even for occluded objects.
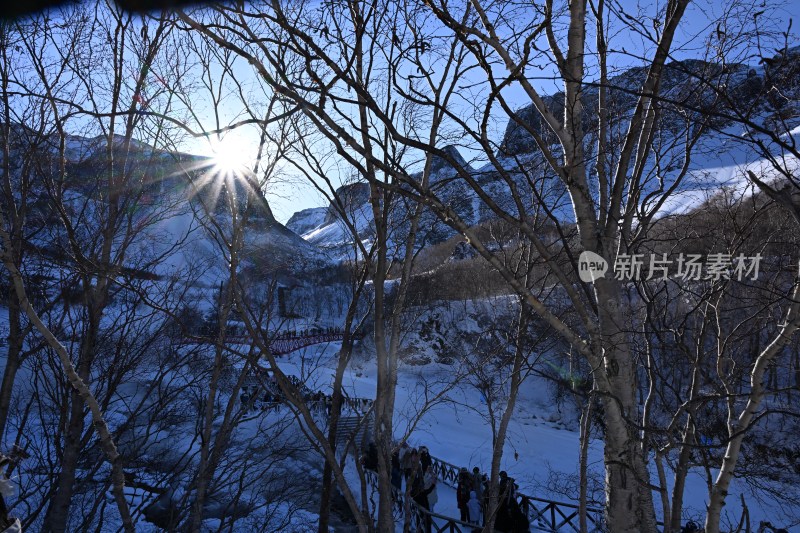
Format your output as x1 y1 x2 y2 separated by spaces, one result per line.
179 133 259 211
210 135 246 174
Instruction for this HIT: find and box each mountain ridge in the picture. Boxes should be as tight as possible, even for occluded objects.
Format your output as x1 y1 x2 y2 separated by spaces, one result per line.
285 51 800 258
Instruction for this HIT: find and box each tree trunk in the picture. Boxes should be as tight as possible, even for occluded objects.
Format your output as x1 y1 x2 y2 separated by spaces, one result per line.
0 289 23 440
705 288 800 532
43 306 99 533
670 369 701 533
594 280 658 533
317 443 336 533
318 332 355 533
42 383 87 533
187 278 236 532
578 398 592 533
373 303 395 532
654 451 671 533
483 304 527 533
600 397 656 532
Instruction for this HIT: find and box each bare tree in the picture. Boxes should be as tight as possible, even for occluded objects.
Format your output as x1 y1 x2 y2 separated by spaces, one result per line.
3 1 799 532
173 2 479 531
0 5 198 531
235 2 800 531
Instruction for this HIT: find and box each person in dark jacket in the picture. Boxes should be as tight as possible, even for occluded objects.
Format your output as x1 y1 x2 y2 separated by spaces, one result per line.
402 447 416 481
410 459 433 533
363 441 378 472
494 471 514 532
509 493 530 532
391 449 402 494
471 467 484 499
482 474 490 524
419 446 432 473
456 467 471 522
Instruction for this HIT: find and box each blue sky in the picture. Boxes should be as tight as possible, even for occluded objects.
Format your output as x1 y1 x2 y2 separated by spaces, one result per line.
175 0 800 225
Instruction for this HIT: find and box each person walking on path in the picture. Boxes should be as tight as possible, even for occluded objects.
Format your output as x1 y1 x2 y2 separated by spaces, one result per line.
419 446 432 473
467 490 482 525
471 467 483 500
391 449 402 497
494 471 514 532
423 467 438 514
482 474 490 525
456 467 471 522
402 446 416 481
410 457 433 533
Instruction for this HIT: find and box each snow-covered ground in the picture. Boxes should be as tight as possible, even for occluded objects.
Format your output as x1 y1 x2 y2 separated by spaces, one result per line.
277 341 796 531
0 311 795 531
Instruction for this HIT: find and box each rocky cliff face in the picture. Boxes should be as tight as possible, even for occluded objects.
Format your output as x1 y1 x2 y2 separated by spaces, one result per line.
287 207 328 236
498 49 800 157
286 51 800 259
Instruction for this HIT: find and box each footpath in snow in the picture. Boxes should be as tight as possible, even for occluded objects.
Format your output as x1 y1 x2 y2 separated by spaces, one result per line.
276 341 788 530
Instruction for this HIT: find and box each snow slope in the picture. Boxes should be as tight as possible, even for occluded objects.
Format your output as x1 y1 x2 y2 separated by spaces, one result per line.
287 54 800 261
275 340 796 531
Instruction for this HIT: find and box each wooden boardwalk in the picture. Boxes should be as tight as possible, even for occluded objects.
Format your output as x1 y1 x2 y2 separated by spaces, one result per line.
180 331 346 355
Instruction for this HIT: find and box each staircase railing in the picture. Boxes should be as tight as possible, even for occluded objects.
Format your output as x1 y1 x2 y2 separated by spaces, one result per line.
232 370 630 532
420 451 607 532
364 469 476 533
178 330 348 355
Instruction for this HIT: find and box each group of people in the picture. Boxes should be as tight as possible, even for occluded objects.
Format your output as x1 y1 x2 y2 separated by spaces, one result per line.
274 326 343 338
456 466 486 526
238 374 320 412
240 368 374 419
456 466 529 532
239 384 283 412
383 443 529 533
238 371 531 532
398 444 438 532
360 441 439 532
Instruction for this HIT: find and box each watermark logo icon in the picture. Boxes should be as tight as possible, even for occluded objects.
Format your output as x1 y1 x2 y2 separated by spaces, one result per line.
578 251 608 283
577 251 762 283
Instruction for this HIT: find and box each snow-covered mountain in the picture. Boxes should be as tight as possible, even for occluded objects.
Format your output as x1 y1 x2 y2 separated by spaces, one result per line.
5 128 326 291
286 50 800 260
285 154 481 259
286 182 377 257
285 206 328 236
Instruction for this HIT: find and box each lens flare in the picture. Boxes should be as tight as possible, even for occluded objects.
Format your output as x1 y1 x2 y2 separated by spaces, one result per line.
210 135 245 173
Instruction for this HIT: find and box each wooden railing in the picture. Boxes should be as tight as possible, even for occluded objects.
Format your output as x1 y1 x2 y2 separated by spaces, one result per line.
411 503 477 533
427 455 462 488
269 332 346 355
179 331 346 355
518 494 604 532
363 470 476 533
237 370 621 532
342 397 374 413
422 452 606 532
